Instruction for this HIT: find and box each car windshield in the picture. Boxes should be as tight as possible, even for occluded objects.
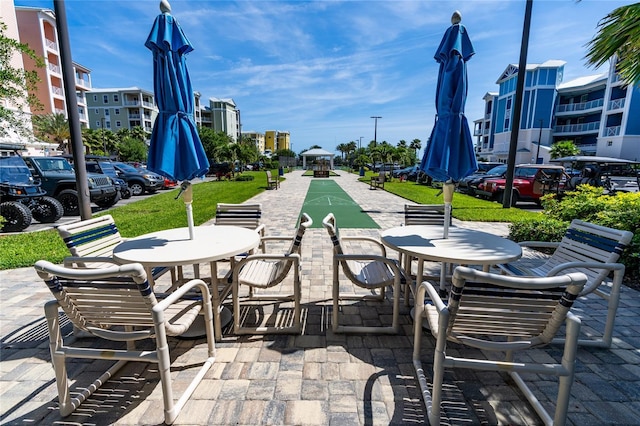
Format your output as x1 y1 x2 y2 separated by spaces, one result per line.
33 157 74 172
0 156 33 185
485 165 507 175
98 162 118 176
114 162 139 173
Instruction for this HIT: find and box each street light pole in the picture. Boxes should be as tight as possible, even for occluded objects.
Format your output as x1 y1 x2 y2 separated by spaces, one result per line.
370 116 381 146
358 136 363 150
535 118 543 164
101 117 107 154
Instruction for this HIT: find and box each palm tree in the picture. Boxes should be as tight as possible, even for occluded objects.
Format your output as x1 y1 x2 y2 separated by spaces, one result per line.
32 113 71 153
336 143 348 160
585 3 640 85
550 140 580 159
410 139 422 159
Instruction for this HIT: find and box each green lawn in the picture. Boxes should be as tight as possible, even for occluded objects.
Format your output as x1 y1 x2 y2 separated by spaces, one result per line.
1 170 539 270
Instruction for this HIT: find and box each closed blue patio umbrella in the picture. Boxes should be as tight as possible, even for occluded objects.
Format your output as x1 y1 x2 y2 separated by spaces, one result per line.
145 0 209 239
420 11 477 238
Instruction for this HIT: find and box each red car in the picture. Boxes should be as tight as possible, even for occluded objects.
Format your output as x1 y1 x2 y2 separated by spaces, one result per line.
161 176 178 189
475 164 566 206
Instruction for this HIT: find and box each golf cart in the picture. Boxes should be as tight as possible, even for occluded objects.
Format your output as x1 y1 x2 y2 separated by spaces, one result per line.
550 156 640 195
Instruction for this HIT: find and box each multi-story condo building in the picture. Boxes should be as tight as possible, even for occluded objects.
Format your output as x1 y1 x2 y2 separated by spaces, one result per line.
86 87 157 134
243 131 266 154
474 59 640 163
264 130 291 153
196 98 239 142
14 5 92 129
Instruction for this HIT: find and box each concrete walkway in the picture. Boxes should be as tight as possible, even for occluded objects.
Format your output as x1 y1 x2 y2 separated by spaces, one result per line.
1 170 639 425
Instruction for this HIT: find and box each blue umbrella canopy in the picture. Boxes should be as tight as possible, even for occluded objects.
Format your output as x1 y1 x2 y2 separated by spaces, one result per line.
420 14 477 182
145 10 209 182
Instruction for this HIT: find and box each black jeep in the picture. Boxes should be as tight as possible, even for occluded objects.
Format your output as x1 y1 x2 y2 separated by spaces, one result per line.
0 146 64 232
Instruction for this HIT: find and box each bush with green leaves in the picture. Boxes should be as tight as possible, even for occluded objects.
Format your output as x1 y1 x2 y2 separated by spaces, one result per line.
509 185 640 280
235 175 254 181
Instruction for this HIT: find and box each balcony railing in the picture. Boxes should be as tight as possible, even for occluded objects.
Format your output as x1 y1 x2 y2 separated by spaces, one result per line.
142 101 155 108
51 86 63 96
608 98 625 110
48 63 60 74
554 121 600 134
473 129 482 136
129 114 141 119
45 38 58 51
124 100 140 106
605 126 621 136
579 144 597 153
75 78 90 88
54 108 65 115
556 98 604 113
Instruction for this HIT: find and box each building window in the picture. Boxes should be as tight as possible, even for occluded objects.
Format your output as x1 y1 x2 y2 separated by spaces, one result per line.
113 94 119 102
504 118 510 130
506 97 512 110
93 95 97 101
105 109 110 116
103 95 108 104
116 121 121 127
607 140 613 146
96 120 101 127
115 108 120 115
95 108 99 114
106 121 111 129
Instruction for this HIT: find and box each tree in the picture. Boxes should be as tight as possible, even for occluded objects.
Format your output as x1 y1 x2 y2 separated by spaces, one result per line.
118 136 147 162
0 22 44 140
82 127 118 155
550 140 580 159
32 113 71 153
410 138 422 159
585 3 640 86
336 143 348 159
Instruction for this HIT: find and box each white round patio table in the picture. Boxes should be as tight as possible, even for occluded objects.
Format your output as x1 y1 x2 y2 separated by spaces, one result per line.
380 225 522 296
113 225 260 340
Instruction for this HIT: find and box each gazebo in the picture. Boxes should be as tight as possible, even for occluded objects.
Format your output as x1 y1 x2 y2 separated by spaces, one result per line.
301 148 335 170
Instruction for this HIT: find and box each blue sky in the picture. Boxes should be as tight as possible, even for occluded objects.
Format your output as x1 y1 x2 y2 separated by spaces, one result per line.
14 0 632 155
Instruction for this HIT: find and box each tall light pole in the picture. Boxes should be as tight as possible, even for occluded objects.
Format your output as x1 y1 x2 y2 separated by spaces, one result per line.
370 116 381 146
535 118 543 164
358 136 363 150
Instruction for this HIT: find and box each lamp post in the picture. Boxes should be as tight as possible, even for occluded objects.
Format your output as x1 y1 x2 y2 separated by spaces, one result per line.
358 136 363 150
370 116 381 146
101 117 107 154
535 119 543 164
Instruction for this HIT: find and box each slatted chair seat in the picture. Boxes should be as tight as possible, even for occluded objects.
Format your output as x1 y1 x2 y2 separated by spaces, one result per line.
413 266 587 426
232 213 312 334
56 215 175 285
34 260 216 425
369 172 385 189
497 219 633 348
266 170 279 189
322 213 405 334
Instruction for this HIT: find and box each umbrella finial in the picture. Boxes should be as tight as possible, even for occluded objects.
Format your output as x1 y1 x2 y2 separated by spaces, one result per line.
451 10 462 25
160 0 171 14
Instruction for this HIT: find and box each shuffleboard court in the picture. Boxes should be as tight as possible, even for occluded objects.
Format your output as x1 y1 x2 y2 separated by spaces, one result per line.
300 179 379 229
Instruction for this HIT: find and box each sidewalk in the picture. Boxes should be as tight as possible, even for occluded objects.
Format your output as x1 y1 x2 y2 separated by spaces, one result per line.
1 170 639 425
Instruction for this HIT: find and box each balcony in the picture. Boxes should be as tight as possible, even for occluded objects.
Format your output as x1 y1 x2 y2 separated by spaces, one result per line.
554 121 600 135
124 100 141 106
604 126 621 136
608 98 625 111
473 129 482 136
142 101 155 108
48 63 60 74
51 86 63 96
129 114 141 120
555 98 604 115
75 78 91 89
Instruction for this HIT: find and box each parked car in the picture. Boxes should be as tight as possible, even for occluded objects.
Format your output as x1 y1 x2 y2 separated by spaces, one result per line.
392 165 418 179
0 146 64 231
82 157 131 200
23 156 119 216
111 161 164 196
458 164 508 195
475 164 566 206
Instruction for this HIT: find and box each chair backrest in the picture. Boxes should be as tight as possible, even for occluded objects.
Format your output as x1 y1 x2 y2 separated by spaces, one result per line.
215 203 262 229
34 260 160 338
446 266 587 350
539 219 633 293
322 213 343 255
377 172 385 182
57 215 123 258
404 204 449 226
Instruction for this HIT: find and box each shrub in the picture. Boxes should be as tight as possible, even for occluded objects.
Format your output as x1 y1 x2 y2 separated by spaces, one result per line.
509 186 640 281
235 175 254 181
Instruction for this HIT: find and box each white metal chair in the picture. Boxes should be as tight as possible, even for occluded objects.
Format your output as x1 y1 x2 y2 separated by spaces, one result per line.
56 214 175 285
402 204 450 303
413 266 587 426
323 213 404 334
497 219 633 347
34 259 216 425
232 213 312 334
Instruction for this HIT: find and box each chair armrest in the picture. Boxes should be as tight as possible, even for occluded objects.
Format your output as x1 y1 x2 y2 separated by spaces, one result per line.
517 241 560 249
154 278 211 311
546 262 625 294
341 236 387 256
255 224 266 236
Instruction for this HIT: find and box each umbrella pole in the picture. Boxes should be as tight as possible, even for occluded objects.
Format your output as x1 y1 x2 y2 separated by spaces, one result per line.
442 181 454 239
177 181 195 240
